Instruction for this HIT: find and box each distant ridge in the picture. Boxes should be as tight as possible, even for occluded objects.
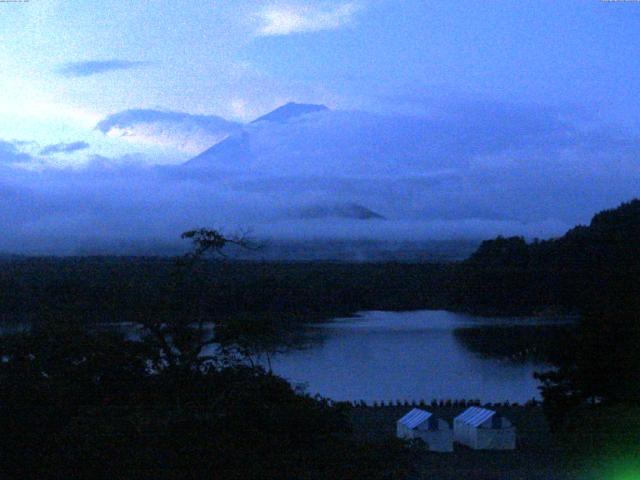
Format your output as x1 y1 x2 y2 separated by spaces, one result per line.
297 203 386 220
251 102 329 124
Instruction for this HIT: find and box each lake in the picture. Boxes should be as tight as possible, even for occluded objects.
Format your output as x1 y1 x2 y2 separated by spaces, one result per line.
267 310 568 404
0 309 568 404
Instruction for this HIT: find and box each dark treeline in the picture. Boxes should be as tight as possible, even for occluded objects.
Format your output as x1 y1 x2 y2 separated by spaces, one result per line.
0 258 454 322
453 325 575 363
453 199 640 316
2 203 637 323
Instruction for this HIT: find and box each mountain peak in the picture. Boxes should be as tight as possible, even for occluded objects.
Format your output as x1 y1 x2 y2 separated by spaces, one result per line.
251 102 329 124
297 203 386 221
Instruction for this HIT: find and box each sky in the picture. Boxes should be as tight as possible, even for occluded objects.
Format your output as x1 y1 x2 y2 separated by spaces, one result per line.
0 0 639 253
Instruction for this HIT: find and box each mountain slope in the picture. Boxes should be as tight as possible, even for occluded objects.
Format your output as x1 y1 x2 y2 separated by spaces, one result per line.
186 131 253 170
183 107 453 175
251 102 329 124
296 203 386 220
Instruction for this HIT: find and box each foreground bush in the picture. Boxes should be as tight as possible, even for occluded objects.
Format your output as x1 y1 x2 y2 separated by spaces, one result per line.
0 323 410 479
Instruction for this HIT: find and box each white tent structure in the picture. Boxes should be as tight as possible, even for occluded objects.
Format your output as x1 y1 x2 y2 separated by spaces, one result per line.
396 408 453 452
453 407 516 450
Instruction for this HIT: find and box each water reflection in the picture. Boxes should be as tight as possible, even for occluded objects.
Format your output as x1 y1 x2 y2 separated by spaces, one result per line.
267 310 570 403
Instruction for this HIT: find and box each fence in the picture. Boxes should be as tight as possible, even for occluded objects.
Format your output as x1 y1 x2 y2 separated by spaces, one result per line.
331 398 540 409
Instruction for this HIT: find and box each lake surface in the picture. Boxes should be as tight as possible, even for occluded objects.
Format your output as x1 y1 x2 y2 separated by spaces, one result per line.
267 310 564 404
0 309 567 404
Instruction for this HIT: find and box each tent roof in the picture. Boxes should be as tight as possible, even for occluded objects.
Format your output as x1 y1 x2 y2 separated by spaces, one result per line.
398 408 432 429
455 407 496 427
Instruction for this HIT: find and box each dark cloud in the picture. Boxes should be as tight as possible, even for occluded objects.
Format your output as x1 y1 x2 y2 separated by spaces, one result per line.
40 141 90 155
96 109 240 135
0 140 36 164
57 60 149 77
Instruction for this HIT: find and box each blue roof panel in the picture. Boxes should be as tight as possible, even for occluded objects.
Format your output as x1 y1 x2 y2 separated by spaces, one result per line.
455 407 496 427
398 408 432 429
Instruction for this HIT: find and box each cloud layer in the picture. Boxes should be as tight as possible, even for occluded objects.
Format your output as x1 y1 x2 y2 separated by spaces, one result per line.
40 141 90 155
1 100 639 255
58 60 150 77
96 109 242 154
255 2 361 36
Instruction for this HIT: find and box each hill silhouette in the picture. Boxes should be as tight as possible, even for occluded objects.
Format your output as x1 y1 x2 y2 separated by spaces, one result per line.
454 198 640 316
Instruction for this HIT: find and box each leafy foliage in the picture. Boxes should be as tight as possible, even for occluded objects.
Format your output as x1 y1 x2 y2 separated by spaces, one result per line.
0 230 411 479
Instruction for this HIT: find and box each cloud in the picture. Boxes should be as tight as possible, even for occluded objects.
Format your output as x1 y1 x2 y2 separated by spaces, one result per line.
39 141 90 155
96 109 242 154
255 2 361 36
57 60 150 77
0 140 37 165
1 99 639 255
0 139 94 170
186 102 579 176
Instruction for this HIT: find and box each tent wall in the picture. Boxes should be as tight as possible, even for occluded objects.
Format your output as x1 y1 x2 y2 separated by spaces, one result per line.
453 419 472 447
397 417 454 452
415 429 454 452
453 408 516 450
454 422 516 450
396 422 414 440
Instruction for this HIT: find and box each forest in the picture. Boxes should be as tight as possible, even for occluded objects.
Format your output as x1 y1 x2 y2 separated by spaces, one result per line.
0 199 638 478
2 202 637 323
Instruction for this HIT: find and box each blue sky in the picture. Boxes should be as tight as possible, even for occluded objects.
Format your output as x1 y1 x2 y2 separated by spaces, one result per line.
2 1 639 136
0 0 639 251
